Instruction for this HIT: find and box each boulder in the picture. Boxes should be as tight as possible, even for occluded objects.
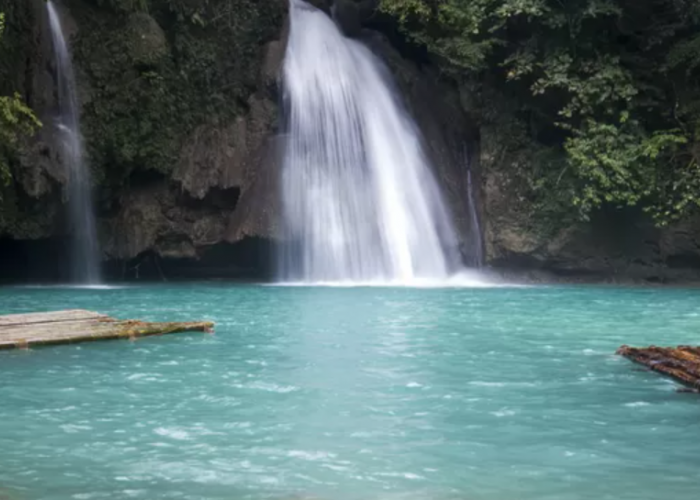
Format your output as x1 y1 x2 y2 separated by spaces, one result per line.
124 13 169 67
334 0 362 37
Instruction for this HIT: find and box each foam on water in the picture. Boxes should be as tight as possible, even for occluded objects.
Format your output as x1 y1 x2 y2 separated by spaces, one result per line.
271 270 517 288
14 284 125 290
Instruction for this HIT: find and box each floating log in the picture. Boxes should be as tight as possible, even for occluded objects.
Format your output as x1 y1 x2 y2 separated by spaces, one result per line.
0 309 214 351
617 345 700 390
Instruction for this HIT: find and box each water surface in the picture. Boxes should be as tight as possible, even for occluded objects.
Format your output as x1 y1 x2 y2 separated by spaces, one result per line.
0 284 699 500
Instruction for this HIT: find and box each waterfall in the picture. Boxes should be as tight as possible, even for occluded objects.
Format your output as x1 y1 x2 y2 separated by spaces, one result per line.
280 0 463 284
466 168 485 268
46 1 101 284
465 148 484 268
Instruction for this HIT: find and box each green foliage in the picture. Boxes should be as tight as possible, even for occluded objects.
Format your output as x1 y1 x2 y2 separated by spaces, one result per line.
0 11 41 200
0 93 41 183
565 119 691 220
382 0 700 224
381 0 502 69
667 34 700 74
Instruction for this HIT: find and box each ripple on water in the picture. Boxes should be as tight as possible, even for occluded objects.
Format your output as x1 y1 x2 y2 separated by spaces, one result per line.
0 284 700 500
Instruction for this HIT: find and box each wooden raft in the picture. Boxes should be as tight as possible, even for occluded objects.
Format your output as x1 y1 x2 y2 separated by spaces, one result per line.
0 310 214 351
617 345 700 391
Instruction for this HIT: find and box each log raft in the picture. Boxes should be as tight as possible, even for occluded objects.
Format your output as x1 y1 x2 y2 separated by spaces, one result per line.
0 310 214 351
617 345 700 391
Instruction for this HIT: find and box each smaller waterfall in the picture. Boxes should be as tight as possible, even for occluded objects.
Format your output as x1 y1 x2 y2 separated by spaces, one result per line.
46 1 101 284
466 165 484 268
462 145 485 269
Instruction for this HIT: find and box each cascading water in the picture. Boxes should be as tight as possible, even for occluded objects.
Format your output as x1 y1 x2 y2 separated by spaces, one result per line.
280 0 463 284
46 0 101 284
465 147 484 268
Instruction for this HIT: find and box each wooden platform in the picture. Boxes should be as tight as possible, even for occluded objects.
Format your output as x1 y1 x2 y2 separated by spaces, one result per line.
0 310 214 350
617 345 700 391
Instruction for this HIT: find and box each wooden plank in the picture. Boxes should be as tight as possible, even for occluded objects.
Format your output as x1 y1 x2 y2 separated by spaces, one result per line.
0 309 105 323
0 310 107 327
0 317 113 332
0 321 115 337
1 322 122 342
0 310 214 351
617 345 700 391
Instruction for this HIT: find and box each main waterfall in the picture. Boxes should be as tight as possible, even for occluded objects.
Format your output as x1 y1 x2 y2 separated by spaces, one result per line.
47 1 101 284
280 0 462 284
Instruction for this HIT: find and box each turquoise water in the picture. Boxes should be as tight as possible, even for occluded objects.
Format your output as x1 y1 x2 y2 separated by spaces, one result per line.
1 284 699 500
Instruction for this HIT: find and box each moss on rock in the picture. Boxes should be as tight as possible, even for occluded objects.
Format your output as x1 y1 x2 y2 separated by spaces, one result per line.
68 0 285 195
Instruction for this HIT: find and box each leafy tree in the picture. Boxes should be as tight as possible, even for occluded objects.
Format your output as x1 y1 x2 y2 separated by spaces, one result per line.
381 0 700 224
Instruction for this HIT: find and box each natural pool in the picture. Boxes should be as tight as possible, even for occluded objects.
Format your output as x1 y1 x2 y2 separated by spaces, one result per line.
0 284 699 500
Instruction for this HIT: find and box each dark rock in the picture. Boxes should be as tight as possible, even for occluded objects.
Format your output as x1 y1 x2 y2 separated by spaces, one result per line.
296 0 378 36
124 13 169 67
334 0 362 37
301 0 332 14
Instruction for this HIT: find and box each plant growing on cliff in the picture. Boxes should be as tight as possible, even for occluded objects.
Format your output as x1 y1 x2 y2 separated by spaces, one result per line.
381 0 700 224
0 12 41 194
0 93 41 182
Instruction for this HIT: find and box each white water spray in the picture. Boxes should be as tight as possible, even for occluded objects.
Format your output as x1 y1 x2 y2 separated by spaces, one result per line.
47 1 101 284
280 0 464 284
465 147 484 268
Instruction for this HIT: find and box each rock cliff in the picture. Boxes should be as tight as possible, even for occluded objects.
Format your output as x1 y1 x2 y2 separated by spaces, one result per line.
0 0 480 281
1 0 287 280
0 0 699 283
480 102 700 283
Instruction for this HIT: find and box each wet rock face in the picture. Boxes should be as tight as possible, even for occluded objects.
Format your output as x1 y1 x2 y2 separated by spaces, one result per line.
480 143 700 283
333 0 362 36
124 13 168 67
101 181 231 261
104 52 284 262
301 0 332 13
1 0 287 276
296 0 378 37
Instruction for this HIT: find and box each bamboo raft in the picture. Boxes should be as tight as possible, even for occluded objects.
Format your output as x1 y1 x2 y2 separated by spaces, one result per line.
617 345 700 391
0 310 214 351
